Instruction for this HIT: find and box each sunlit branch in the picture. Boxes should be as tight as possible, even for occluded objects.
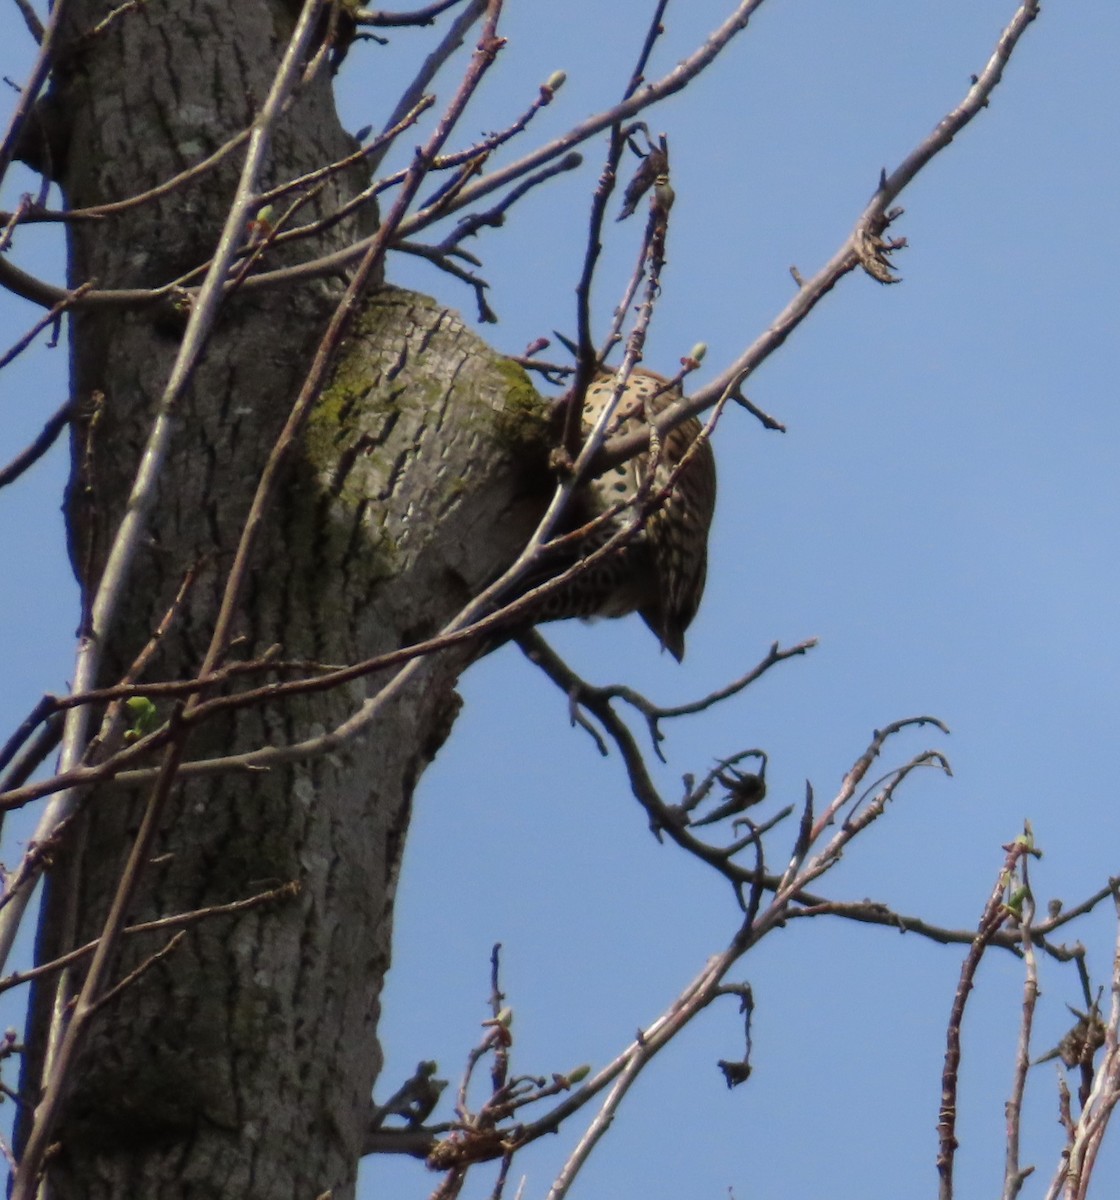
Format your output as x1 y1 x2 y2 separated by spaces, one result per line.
593 0 1043 473
357 0 473 29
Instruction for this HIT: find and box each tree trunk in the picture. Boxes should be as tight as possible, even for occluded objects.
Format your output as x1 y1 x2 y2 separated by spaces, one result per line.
19 3 545 1196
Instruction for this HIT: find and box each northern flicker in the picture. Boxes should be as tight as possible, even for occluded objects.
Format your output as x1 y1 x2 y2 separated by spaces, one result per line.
533 367 717 660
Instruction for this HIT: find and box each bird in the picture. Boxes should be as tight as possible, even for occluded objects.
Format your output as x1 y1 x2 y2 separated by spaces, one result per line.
531 367 717 661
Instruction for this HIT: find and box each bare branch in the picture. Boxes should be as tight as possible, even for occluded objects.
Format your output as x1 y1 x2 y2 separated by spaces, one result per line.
0 281 91 370
399 0 768 240
199 0 767 304
592 638 818 757
0 881 299 996
0 0 67 191
0 0 332 996
10 0 44 42
10 710 192 1197
1051 893 1120 1200
0 709 62 800
937 837 1034 1200
0 397 71 491
395 239 497 322
200 0 508 692
593 0 1044 474
85 930 186 1015
372 0 488 170
1002 886 1038 1200
357 0 472 28
437 151 583 253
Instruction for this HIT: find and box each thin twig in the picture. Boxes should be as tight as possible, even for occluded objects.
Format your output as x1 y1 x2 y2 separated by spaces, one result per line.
12 10 347 1169
564 2 674 450
0 282 91 371
0 193 32 254
586 638 817 758
403 0 765 242
811 717 949 845
86 930 185 1014
1057 893 1120 1200
172 0 766 307
438 151 583 252
10 0 44 42
395 239 497 322
370 0 488 174
0 0 332 1074
202 0 508 687
85 0 149 41
357 0 470 27
590 0 1044 473
0 129 251 226
0 881 299 995
9 713 190 1198
1002 887 1038 1200
937 840 1030 1200
0 397 71 490
0 0 69 191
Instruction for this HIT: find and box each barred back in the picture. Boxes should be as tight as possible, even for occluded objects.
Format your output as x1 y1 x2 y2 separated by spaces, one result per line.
534 368 717 661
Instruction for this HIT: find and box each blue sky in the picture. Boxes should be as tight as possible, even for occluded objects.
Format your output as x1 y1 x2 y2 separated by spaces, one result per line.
1 2 1118 1198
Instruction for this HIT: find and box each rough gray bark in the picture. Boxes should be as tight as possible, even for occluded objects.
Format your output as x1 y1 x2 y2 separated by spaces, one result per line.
20 3 546 1196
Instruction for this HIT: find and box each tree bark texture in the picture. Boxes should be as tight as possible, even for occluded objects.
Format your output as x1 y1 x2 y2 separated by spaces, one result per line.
20 3 547 1196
